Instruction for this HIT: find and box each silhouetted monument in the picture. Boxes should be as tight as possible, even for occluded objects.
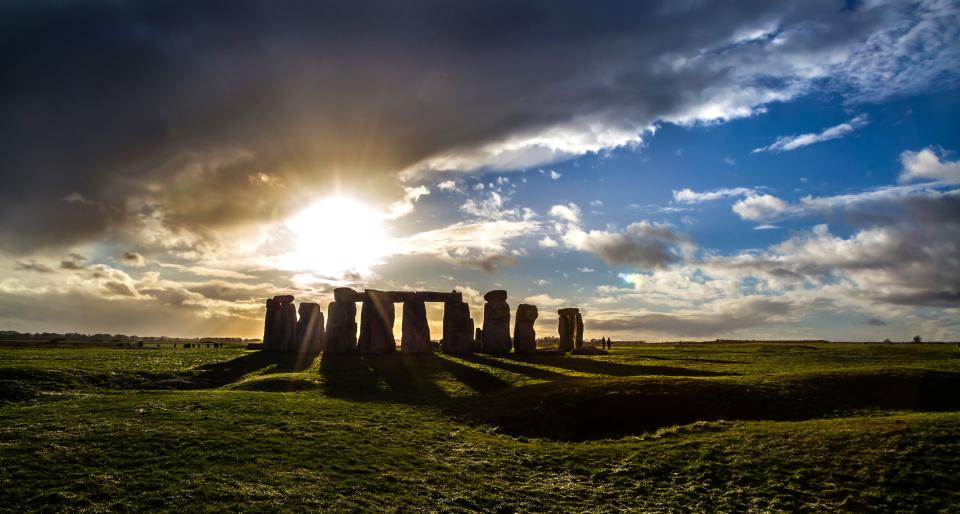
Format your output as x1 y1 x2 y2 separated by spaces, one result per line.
261 288 592 358
295 302 325 353
263 295 296 352
333 287 466 354
482 290 512 354
557 307 582 353
513 303 538 354
359 290 396 353
442 300 474 354
324 300 357 353
575 312 585 349
401 301 431 353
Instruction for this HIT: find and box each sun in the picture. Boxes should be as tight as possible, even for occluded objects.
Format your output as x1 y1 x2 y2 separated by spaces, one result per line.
281 196 390 277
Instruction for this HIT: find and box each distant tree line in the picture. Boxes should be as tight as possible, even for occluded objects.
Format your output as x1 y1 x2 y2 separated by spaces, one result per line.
0 330 256 344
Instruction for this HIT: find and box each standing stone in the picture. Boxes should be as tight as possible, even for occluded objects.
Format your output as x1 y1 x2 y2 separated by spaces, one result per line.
482 290 512 354
295 302 325 353
513 303 539 354
277 297 297 352
473 328 484 352
262 298 279 350
575 312 585 349
557 307 579 353
401 301 431 353
324 301 357 353
358 289 396 353
442 301 474 354
263 295 297 352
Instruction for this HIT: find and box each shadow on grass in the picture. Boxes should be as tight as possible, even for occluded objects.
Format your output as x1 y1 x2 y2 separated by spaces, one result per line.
625 354 748 365
147 351 320 390
459 354 568 380
319 352 510 404
448 369 960 440
503 354 736 377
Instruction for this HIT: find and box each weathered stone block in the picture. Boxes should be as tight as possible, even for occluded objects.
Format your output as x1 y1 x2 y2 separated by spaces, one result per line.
442 301 474 354
557 307 579 353
513 303 538 354
295 302 325 353
482 292 511 354
324 301 357 353
401 301 431 353
358 289 396 353
262 295 296 352
483 289 508 302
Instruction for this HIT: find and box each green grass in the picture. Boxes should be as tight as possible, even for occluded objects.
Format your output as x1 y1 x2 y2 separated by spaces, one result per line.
1 343 959 511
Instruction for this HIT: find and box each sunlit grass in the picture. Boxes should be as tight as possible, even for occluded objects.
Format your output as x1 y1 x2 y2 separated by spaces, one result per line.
1 342 959 511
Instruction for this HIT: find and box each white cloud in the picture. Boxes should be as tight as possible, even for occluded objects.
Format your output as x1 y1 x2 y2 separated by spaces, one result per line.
388 185 430 218
899 147 960 183
752 114 869 153
538 235 559 248
437 179 459 192
547 203 582 224
549 170 562 180
460 191 517 220
522 293 567 308
732 194 790 221
392 219 540 269
673 187 754 204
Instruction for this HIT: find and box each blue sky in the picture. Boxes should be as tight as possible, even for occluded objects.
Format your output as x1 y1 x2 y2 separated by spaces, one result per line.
0 1 958 341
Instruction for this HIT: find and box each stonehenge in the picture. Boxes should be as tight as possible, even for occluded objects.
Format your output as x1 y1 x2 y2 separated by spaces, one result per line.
513 303 538 354
295 302 325 353
324 300 357 353
358 290 396 354
260 288 588 358
442 300 474 354
557 307 583 353
401 301 431 353
481 290 512 354
262 295 296 352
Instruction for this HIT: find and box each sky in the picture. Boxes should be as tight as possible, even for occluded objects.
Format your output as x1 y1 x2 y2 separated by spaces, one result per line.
1 0 958 341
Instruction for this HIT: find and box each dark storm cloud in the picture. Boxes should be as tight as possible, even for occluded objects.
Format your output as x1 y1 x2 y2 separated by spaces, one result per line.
14 260 55 273
0 0 924 253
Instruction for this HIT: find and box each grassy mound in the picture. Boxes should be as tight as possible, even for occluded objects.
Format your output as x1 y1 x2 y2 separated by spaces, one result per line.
451 368 960 440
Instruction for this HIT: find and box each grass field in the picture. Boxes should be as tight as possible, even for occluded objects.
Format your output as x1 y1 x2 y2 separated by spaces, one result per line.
2 342 959 512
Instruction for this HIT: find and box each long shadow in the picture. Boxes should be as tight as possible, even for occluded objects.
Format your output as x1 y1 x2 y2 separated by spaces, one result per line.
624 353 747 365
505 354 734 377
318 352 510 404
148 351 316 389
433 355 511 393
459 354 569 380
